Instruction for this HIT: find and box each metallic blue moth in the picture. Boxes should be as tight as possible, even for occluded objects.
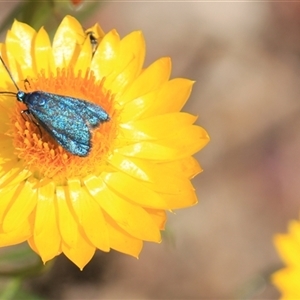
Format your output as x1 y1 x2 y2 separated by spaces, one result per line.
0 56 110 157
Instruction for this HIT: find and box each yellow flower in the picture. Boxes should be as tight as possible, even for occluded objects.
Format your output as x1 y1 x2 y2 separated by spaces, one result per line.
272 219 300 299
0 15 209 269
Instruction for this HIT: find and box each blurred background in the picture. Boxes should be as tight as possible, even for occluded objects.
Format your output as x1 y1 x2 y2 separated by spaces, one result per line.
1 1 300 299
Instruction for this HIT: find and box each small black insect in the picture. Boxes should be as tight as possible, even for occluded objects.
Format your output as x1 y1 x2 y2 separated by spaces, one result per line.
0 56 110 157
85 31 98 56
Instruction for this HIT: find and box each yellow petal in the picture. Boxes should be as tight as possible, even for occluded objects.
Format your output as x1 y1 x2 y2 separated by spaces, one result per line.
106 216 143 257
272 268 300 299
0 161 16 176
120 57 171 106
108 156 198 209
143 171 195 196
2 178 37 232
0 163 31 189
0 138 12 161
0 184 20 223
84 175 161 242
138 78 195 119
62 237 95 270
155 78 195 114
159 125 210 157
4 36 32 82
6 20 35 79
56 186 80 248
0 89 14 113
102 172 168 209
0 115 10 135
162 157 203 179
0 139 14 164
74 35 92 75
162 188 198 209
33 27 55 76
105 54 142 95
10 19 35 49
118 89 159 122
119 112 197 141
0 45 19 90
27 236 39 254
115 141 179 161
67 179 110 252
274 236 300 267
105 31 145 93
108 153 151 181
52 15 85 68
119 79 193 122
117 31 145 74
144 208 167 230
0 219 31 247
33 179 61 263
91 29 120 80
108 154 197 196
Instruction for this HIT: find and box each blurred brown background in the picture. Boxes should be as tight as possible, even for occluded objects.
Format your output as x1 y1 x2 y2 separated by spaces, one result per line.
3 1 300 299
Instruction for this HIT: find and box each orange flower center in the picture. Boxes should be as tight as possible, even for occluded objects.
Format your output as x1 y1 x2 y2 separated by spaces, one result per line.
10 69 117 184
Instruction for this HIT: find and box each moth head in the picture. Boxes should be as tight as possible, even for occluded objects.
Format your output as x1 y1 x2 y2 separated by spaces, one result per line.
16 91 26 103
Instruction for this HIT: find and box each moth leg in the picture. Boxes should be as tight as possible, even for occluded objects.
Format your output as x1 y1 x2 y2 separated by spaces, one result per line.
24 78 31 91
21 109 42 137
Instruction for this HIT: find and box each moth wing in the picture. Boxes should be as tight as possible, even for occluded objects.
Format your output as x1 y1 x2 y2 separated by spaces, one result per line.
83 102 110 128
59 96 110 128
34 92 110 128
44 123 91 156
27 92 92 156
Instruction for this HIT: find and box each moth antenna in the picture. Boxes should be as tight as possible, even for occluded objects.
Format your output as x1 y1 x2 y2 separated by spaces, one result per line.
0 55 20 92
0 91 17 96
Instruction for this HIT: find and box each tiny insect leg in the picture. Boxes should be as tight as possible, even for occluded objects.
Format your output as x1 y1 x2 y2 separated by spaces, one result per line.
21 109 42 137
24 79 31 91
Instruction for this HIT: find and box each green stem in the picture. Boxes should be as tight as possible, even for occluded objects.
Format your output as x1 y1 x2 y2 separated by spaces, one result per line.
0 277 22 300
0 259 53 278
